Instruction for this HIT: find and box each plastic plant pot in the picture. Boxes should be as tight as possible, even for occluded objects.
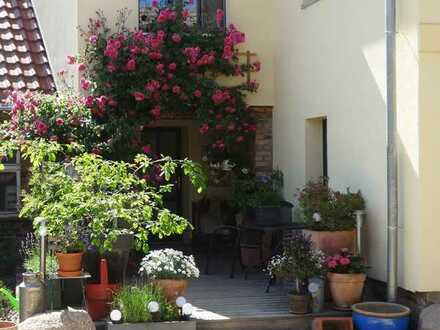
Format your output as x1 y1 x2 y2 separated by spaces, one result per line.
352 302 411 330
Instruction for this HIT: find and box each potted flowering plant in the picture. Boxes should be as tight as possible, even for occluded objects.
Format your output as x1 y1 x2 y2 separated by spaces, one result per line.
232 170 293 226
326 249 368 310
267 233 326 314
298 179 365 255
139 249 200 303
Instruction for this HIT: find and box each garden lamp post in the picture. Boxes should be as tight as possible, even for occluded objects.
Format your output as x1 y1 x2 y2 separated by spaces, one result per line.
37 217 48 281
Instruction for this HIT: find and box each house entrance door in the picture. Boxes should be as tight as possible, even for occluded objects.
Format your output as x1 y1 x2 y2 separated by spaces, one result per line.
145 128 183 216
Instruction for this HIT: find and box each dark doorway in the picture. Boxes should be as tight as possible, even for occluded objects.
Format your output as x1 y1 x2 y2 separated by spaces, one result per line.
144 127 183 216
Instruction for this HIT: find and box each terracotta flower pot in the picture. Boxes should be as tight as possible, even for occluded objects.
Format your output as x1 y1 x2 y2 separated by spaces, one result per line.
0 321 16 330
303 229 356 255
56 252 84 277
327 272 366 310
288 293 311 314
154 279 188 303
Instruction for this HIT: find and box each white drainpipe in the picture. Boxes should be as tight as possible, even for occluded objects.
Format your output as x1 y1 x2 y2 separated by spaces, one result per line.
386 0 398 303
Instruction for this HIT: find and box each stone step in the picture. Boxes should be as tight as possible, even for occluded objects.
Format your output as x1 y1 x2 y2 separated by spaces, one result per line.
196 311 351 330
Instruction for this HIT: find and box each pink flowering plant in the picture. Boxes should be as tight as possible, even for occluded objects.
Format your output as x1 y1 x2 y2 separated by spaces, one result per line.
0 91 103 160
326 249 368 274
77 7 260 165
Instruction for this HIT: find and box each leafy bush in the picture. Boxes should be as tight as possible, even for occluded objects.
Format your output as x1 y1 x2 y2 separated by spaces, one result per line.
113 284 179 323
297 179 365 231
19 149 207 254
139 249 199 280
232 170 285 210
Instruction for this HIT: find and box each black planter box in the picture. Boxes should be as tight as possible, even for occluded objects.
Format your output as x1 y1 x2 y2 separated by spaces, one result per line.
246 201 293 226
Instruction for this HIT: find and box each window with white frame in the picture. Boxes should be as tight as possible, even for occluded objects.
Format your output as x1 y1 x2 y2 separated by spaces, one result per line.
139 0 225 28
0 152 20 215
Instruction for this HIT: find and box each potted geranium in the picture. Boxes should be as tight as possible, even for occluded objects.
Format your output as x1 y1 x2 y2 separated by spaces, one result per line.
232 170 293 226
139 249 200 303
298 179 365 255
326 249 368 310
267 233 326 314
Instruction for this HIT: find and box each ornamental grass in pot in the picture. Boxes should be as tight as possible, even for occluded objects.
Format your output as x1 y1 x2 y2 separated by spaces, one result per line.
139 249 200 303
267 233 326 314
326 249 368 310
298 179 365 255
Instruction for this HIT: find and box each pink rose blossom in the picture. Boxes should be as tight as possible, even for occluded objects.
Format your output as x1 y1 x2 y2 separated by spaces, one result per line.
133 92 145 102
80 78 91 91
145 80 160 92
34 120 48 136
107 63 117 73
67 55 76 64
236 136 245 144
193 90 202 98
83 96 94 107
78 63 87 71
168 63 177 71
55 118 64 126
199 123 209 134
126 59 136 71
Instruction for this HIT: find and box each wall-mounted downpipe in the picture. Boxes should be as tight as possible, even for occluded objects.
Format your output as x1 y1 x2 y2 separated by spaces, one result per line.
385 0 398 303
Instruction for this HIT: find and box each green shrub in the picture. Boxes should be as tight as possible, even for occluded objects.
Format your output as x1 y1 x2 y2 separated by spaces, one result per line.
298 179 365 231
113 284 179 323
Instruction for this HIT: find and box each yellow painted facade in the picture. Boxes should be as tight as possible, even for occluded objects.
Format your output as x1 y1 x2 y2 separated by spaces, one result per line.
32 0 440 293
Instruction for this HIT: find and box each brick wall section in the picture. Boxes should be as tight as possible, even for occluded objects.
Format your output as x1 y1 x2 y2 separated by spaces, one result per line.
252 106 273 175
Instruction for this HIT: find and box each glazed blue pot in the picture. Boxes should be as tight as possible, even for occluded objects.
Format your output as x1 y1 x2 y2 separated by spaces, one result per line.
352 302 411 330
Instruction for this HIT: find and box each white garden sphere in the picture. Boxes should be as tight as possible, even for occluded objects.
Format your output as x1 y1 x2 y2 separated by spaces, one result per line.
148 301 160 313
110 310 122 322
176 296 187 308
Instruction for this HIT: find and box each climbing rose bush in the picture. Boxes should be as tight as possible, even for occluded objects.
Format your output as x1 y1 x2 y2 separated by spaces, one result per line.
77 7 260 165
0 91 102 155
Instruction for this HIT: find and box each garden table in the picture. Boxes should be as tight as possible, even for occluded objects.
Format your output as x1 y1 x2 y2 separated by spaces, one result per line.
49 272 91 310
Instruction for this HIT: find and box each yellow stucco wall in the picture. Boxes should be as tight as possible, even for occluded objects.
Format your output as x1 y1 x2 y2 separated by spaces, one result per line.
417 0 440 292
225 0 275 107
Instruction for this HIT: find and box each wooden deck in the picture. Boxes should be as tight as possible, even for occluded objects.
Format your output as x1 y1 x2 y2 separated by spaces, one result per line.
187 274 288 320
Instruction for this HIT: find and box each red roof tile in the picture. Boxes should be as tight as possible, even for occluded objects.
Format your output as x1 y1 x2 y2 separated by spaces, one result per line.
0 0 55 101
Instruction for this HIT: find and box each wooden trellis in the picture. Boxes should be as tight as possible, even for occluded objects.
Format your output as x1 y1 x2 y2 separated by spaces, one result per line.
237 51 258 85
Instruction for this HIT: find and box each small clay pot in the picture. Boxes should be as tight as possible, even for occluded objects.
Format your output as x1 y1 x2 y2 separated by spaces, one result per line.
303 229 356 255
154 279 188 303
327 272 366 310
0 321 16 330
56 252 84 277
288 293 311 314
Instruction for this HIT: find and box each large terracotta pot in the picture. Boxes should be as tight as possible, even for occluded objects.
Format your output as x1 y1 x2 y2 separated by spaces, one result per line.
327 272 366 310
0 321 16 330
303 229 356 255
154 279 188 303
56 252 83 277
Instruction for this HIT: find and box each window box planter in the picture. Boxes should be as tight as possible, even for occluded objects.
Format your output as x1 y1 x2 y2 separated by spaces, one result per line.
246 201 293 226
106 321 196 330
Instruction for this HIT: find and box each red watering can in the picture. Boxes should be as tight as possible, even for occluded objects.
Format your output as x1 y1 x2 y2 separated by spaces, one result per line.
86 258 120 321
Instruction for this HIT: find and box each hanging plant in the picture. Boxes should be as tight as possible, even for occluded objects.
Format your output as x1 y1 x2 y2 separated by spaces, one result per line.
77 5 260 167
